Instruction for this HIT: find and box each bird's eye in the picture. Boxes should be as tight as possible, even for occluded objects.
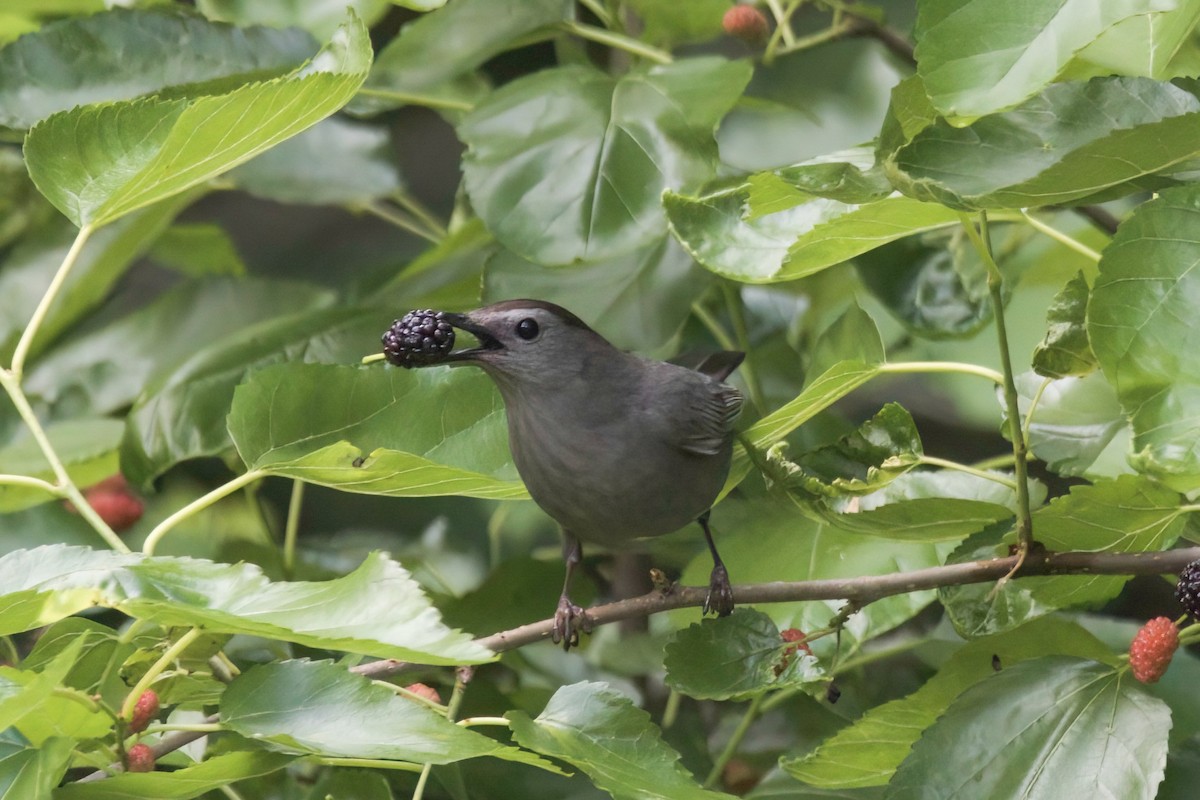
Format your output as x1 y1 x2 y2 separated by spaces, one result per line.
516 318 539 340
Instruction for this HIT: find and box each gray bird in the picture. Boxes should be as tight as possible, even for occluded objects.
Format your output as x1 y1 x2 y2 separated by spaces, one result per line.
431 300 744 648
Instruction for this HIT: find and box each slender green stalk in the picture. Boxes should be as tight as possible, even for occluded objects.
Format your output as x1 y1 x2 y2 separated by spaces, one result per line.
959 212 1034 551
362 352 387 365
315 757 424 772
918 455 1018 490
560 21 673 63
773 21 853 59
412 764 434 800
691 302 738 351
393 191 448 239
218 785 248 800
10 224 94 380
0 369 128 552
354 87 475 112
1021 375 1053 445
1020 210 1103 262
720 286 768 414
283 479 305 579
577 0 612 26
878 360 1005 386
704 694 764 788
0 473 62 495
456 716 510 727
144 722 223 735
0 636 19 666
143 470 266 555
360 201 443 243
763 0 797 47
661 689 682 729
971 453 1019 471
120 628 204 720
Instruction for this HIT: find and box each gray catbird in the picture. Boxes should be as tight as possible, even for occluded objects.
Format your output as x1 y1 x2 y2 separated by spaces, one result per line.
424 300 743 648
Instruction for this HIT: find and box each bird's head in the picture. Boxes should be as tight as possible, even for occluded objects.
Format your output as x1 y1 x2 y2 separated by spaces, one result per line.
440 300 613 389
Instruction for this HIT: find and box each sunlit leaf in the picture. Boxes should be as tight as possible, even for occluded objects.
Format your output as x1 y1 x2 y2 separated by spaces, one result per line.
53 751 295 800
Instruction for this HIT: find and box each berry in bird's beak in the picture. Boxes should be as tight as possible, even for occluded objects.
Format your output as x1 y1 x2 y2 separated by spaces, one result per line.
382 310 455 368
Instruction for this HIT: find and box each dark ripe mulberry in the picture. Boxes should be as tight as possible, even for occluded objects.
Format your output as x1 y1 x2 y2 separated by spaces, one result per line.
1177 559 1200 618
383 309 455 368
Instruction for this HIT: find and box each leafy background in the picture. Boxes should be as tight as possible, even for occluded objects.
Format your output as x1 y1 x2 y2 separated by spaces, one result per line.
2 0 1200 798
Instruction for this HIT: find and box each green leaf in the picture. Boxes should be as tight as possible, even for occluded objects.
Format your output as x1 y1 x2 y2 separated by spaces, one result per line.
483 236 711 352
223 660 558 769
0 418 123 512
626 0 728 46
375 218 495 311
1089 184 1200 490
665 178 960 284
23 277 334 419
507 681 736 800
53 751 295 800
883 77 1200 210
914 0 1173 123
1066 0 1200 82
1032 270 1097 378
663 608 823 701
23 12 371 228
120 306 382 489
351 0 566 116
0 7 315 130
784 617 1115 789
885 657 1169 800
147 223 247 278
939 527 1052 639
1016 371 1132 479
765 147 895 205
0 545 493 664
195 0 392 40
1024 476 1184 608
22 618 135 707
230 116 403 206
461 57 751 266
0 736 72 800
228 363 526 500
0 636 97 743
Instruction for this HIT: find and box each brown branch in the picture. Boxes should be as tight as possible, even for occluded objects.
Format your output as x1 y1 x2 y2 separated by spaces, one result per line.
78 544 1200 783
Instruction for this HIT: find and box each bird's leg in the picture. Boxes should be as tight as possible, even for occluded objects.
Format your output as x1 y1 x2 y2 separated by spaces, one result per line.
552 532 593 650
699 510 734 616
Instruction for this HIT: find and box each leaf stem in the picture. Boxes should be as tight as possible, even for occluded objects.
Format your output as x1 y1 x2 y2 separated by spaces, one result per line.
359 201 443 243
764 0 798 47
1021 375 1053 445
142 469 267 555
316 757 425 772
560 21 673 64
354 87 475 112
283 479 305 579
577 0 612 26
0 368 128 552
456 716 510 727
392 191 448 240
959 212 1034 551
917 455 1018 490
720 285 768 415
10 224 94 380
120 628 204 720
661 689 682 728
877 360 1004 385
1019 210 1103 262
704 694 764 788
0 473 63 496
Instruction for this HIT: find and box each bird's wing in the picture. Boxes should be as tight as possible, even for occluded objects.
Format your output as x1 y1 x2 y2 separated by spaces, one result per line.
654 366 744 457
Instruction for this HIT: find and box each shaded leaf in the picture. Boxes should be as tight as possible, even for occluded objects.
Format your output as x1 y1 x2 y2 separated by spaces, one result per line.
0 418 123 512
784 617 1114 788
1032 270 1096 378
939 526 1051 639
1015 371 1131 479
461 58 751 266
223 660 559 770
53 751 295 800
147 223 247 278
1089 184 1200 490
885 657 1169 800
0 545 493 664
24 12 371 228
373 218 494 310
195 0 392 40
664 609 824 701
507 681 736 800
0 7 315 130
0 736 72 800
228 363 526 500
627 0 728 46
1066 0 1200 82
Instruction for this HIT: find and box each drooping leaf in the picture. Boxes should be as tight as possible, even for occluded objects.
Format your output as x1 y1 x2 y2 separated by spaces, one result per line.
1032 270 1097 378
885 657 1169 800
663 608 824 701
0 418 123 512
507 681 736 800
784 617 1115 789
883 77 1200 210
1088 185 1200 490
228 363 526 500
914 0 1176 123
0 736 72 800
229 116 403 206
483 235 711 352
52 751 296 800
222 660 558 770
665 177 961 284
460 58 751 266
23 12 371 228
0 545 493 664
0 7 315 130
1015 371 1132 479
1065 0 1200 82
0 637 102 744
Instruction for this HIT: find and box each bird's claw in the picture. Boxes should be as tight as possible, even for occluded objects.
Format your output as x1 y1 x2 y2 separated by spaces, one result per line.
703 563 735 617
551 595 593 651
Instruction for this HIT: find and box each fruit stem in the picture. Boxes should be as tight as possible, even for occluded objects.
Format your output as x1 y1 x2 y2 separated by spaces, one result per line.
560 20 673 64
142 469 266 555
9 224 94 381
704 693 764 788
959 211 1035 552
120 627 202 721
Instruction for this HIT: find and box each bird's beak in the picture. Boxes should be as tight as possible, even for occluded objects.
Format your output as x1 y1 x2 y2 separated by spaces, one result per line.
440 312 504 362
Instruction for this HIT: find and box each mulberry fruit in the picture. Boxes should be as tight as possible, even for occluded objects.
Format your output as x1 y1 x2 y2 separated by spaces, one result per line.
383 310 455 368
1129 616 1179 684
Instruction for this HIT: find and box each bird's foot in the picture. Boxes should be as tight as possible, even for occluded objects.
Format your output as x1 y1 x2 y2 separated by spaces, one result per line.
703 563 735 617
551 595 593 651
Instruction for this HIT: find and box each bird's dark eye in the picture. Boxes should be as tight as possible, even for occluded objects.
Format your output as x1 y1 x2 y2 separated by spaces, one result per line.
516 318 539 340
